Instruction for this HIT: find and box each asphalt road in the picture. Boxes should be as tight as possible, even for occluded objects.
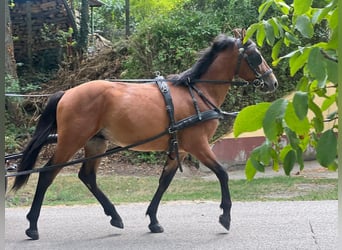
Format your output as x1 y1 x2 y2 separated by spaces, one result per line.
5 200 337 250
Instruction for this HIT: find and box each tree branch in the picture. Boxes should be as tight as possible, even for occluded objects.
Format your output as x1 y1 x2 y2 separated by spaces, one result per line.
320 49 338 63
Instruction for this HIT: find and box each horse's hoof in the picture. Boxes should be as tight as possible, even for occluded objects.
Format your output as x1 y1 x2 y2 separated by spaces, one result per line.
110 218 124 229
219 214 230 231
26 228 39 240
148 223 164 233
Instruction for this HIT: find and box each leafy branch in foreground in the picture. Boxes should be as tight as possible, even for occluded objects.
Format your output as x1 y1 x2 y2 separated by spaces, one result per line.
234 0 338 179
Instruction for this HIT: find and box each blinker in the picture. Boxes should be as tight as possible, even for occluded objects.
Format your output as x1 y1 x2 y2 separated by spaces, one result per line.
247 52 262 67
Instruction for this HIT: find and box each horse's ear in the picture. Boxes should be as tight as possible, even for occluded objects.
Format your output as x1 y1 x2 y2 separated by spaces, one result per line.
233 28 247 40
233 28 242 39
241 28 246 40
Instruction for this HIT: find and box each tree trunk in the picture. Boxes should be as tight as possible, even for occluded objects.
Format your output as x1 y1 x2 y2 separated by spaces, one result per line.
78 0 89 54
125 0 130 37
5 4 17 79
5 4 24 128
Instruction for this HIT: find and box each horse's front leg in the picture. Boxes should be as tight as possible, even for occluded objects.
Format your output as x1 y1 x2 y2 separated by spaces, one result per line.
191 147 232 231
146 153 187 233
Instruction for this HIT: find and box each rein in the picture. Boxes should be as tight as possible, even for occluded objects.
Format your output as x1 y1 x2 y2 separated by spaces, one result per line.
105 77 252 87
5 130 169 177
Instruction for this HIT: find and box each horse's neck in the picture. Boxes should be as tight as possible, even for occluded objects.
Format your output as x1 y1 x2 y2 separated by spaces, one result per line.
197 83 231 108
198 51 237 107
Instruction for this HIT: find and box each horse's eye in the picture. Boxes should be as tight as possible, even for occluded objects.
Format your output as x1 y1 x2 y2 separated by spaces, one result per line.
248 53 262 67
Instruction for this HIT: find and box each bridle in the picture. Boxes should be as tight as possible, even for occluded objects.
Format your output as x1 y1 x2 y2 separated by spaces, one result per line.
234 39 273 89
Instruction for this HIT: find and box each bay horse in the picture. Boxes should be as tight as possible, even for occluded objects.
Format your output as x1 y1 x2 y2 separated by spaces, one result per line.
12 30 278 240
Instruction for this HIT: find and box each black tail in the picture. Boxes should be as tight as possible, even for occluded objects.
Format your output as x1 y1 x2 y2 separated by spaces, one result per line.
12 91 65 191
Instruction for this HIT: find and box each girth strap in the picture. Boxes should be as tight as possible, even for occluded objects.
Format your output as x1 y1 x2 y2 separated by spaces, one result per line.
155 76 183 172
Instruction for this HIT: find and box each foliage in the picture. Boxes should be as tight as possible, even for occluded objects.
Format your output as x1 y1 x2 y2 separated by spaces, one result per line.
5 74 21 93
234 0 338 179
130 0 186 22
122 0 289 145
5 75 26 152
94 0 187 39
122 151 165 165
40 24 75 48
123 0 264 77
93 0 126 39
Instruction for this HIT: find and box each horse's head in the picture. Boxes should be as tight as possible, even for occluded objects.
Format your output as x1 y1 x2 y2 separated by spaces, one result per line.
233 29 278 92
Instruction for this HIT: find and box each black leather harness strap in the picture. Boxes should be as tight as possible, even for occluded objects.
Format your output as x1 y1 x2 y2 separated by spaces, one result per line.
155 75 238 173
155 76 183 172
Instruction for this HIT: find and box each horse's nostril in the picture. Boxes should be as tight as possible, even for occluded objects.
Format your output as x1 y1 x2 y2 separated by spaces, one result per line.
274 81 278 89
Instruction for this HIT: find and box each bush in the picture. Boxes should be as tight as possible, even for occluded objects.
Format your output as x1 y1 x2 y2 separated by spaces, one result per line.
123 1 297 139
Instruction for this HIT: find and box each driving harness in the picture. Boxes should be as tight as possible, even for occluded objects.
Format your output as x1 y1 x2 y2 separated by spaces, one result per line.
154 74 237 172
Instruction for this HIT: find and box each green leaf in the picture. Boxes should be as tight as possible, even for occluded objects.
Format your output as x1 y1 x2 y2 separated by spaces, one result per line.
285 103 310 135
256 24 265 46
275 0 291 14
289 51 300 76
296 148 304 171
272 39 283 61
258 0 273 20
263 20 275 45
244 23 260 42
245 158 257 180
251 140 273 165
325 59 338 84
295 15 314 38
289 47 311 76
284 127 300 151
293 0 312 15
316 129 337 167
327 28 338 50
284 31 299 45
327 160 338 171
293 91 308 120
283 128 304 171
233 102 271 137
307 47 327 87
279 144 292 162
328 8 338 29
250 157 265 173
263 99 288 141
273 48 299 66
312 3 333 24
269 17 282 38
308 98 324 133
296 76 309 92
321 93 336 111
283 150 296 176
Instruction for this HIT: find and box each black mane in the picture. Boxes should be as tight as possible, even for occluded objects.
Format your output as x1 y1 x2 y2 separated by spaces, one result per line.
169 34 236 86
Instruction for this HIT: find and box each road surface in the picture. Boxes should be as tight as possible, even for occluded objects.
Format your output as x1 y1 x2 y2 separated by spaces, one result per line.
5 200 337 249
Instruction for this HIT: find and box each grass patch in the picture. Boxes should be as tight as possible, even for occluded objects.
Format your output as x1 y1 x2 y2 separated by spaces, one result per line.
5 174 337 207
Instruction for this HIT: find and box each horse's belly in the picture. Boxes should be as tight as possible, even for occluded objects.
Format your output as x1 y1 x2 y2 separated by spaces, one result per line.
101 127 170 152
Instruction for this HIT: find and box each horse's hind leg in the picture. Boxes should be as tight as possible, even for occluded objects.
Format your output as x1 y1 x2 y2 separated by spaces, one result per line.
78 136 123 229
146 152 187 233
25 161 62 240
25 139 86 240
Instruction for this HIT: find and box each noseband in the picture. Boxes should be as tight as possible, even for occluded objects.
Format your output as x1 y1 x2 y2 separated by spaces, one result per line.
234 39 273 88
